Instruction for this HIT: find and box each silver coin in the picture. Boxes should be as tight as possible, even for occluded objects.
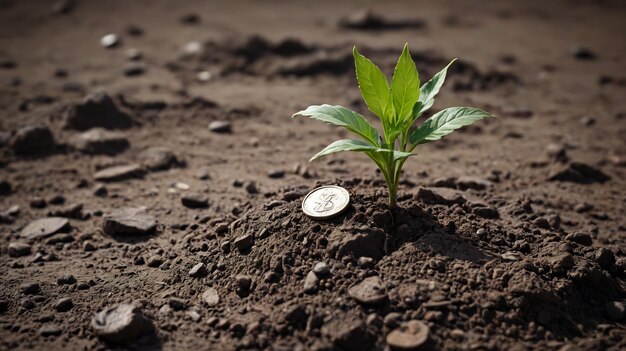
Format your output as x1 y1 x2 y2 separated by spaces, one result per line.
302 185 350 220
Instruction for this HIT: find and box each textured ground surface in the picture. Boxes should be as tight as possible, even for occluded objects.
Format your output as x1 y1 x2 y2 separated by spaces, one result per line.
0 0 625 350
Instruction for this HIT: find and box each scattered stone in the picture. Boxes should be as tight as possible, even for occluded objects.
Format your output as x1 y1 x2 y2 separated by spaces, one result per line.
328 227 385 260
414 187 466 206
282 303 308 329
188 263 207 278
65 92 133 131
202 288 220 307
312 262 330 277
168 298 188 311
146 255 164 268
357 256 375 269
180 13 200 24
94 184 108 197
126 48 142 60
545 143 568 163
91 303 150 343
39 325 63 337
30 198 47 208
57 275 76 285
102 208 157 236
533 217 551 229
244 181 258 194
605 301 624 321
386 320 430 350
572 47 596 60
8 242 31 257
11 125 55 155
565 232 592 246
303 271 319 294
94 164 146 182
181 193 209 209
137 147 182 171
123 63 145 77
235 275 252 292
54 297 73 312
548 162 610 184
20 217 70 239
322 317 373 351
45 233 74 244
209 120 232 133
21 298 36 309
20 282 41 295
73 128 129 155
348 276 387 305
267 169 285 178
100 34 120 48
182 41 203 56
455 176 492 190
596 248 615 270
233 234 254 252
197 71 212 82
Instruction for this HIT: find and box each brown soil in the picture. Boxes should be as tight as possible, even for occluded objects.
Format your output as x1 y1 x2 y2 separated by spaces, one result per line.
0 0 625 350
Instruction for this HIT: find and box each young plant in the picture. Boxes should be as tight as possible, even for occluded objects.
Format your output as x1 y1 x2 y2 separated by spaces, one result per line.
293 44 495 208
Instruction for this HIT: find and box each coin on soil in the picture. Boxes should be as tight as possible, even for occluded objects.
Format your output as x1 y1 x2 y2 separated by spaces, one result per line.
302 185 350 220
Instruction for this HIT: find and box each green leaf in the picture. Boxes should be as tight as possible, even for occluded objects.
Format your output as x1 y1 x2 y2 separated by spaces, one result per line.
417 58 457 115
310 139 414 162
353 47 393 121
391 43 420 123
293 104 381 146
310 139 378 161
409 107 494 145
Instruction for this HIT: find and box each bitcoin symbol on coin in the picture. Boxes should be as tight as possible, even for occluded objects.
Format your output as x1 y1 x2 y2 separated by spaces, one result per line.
313 190 336 213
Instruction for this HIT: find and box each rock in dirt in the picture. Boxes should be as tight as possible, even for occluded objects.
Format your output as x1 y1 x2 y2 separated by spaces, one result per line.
303 271 319 294
8 242 32 257
146 255 163 268
57 274 76 285
386 320 430 350
548 162 610 184
11 125 55 155
100 34 120 48
20 282 41 295
188 263 207 278
102 207 156 236
54 297 73 312
209 120 232 133
312 262 330 276
137 147 182 171
202 288 219 307
233 233 254 252
414 187 466 206
72 128 129 155
181 193 209 209
39 325 63 337
328 227 385 260
455 176 492 190
322 317 374 351
565 232 592 246
348 276 387 305
235 275 252 292
20 217 70 240
65 92 133 131
91 303 150 344
94 164 145 182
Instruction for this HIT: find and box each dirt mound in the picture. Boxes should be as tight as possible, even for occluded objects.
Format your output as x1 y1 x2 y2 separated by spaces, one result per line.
153 179 625 350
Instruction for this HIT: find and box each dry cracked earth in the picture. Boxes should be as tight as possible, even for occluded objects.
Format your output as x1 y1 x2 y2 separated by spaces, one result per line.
0 0 625 350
